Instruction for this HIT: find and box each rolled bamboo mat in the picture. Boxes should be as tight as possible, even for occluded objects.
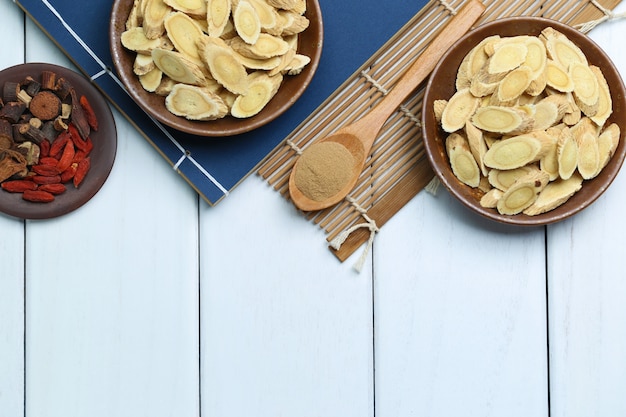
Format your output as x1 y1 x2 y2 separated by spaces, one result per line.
258 0 624 267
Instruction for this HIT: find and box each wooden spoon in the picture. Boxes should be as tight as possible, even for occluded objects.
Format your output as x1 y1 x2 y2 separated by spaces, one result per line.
289 0 486 211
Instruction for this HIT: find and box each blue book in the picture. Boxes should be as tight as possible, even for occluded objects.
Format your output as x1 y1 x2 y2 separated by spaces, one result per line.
14 0 428 204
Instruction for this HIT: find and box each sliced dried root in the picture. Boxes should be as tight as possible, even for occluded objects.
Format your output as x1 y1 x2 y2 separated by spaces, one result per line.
234 0 262 44
597 123 621 172
248 0 280 33
284 53 311 75
523 36 547 81
164 0 207 18
228 33 290 59
471 106 533 135
556 125 578 180
266 0 300 11
570 62 600 116
121 27 172 54
446 133 481 188
139 67 163 92
541 27 587 68
152 48 208 86
488 164 541 191
142 0 172 39
134 53 157 75
480 188 504 209
496 65 533 102
440 88 480 133
165 84 229 120
484 133 551 170
576 131 600 180
278 10 309 36
465 121 488 176
164 11 205 63
540 133 559 181
496 170 550 215
197 35 249 94
231 72 282 117
488 40 528 74
589 65 612 127
523 173 583 215
207 0 232 36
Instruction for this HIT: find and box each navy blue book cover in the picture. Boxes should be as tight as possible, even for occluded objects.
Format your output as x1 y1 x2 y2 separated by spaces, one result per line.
14 0 429 204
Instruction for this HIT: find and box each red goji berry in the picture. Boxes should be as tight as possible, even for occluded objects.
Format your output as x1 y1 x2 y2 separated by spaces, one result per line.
33 175 61 185
72 149 87 164
38 183 66 195
50 131 70 159
22 189 55 203
39 156 60 166
73 157 90 188
69 123 91 153
79 95 98 131
60 163 78 183
56 140 75 173
1 180 38 193
31 164 60 176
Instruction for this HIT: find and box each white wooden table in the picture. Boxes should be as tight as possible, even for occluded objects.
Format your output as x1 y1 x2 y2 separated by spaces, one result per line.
2 2 626 416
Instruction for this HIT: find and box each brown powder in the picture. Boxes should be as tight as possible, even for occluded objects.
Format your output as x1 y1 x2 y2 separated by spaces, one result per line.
294 141 356 201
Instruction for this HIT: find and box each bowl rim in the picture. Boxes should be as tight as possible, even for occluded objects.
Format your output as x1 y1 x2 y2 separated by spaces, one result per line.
422 16 626 226
108 0 323 137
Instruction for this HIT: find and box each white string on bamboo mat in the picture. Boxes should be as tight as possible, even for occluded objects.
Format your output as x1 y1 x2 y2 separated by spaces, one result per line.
576 0 626 32
329 197 380 272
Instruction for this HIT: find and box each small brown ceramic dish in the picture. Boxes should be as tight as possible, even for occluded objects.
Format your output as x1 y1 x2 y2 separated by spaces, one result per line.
0 63 117 220
109 0 323 137
422 17 626 226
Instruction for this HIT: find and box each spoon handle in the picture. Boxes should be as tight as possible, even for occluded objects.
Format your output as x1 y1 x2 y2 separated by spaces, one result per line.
365 0 486 127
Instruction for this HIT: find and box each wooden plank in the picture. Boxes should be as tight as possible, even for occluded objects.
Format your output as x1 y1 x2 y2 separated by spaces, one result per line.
0 5 26 417
547 7 626 416
374 190 549 416
200 175 374 416
23 22 200 417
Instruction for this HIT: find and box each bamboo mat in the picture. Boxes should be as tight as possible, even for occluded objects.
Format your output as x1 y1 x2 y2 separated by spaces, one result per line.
258 0 623 267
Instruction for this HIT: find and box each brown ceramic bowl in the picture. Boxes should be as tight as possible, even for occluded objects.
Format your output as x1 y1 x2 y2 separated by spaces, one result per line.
0 63 117 220
109 0 323 137
422 17 626 226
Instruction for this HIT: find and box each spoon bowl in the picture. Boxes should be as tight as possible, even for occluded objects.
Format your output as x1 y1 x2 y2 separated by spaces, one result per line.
288 0 486 211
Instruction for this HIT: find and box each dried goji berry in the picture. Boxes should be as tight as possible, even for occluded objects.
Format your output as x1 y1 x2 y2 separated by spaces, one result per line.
1 180 38 193
39 156 60 166
60 163 78 183
79 95 98 131
31 164 60 176
38 183 66 195
70 123 91 153
22 189 55 203
56 140 75 173
33 175 61 185
73 157 90 188
72 149 87 164
49 131 70 159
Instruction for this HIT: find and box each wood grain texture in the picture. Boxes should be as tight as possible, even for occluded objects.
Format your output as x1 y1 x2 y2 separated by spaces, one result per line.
547 7 626 417
200 175 375 417
22 22 201 417
0 5 26 417
374 189 549 417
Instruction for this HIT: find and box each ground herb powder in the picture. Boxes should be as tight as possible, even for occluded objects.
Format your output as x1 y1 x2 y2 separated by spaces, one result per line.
294 141 356 202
